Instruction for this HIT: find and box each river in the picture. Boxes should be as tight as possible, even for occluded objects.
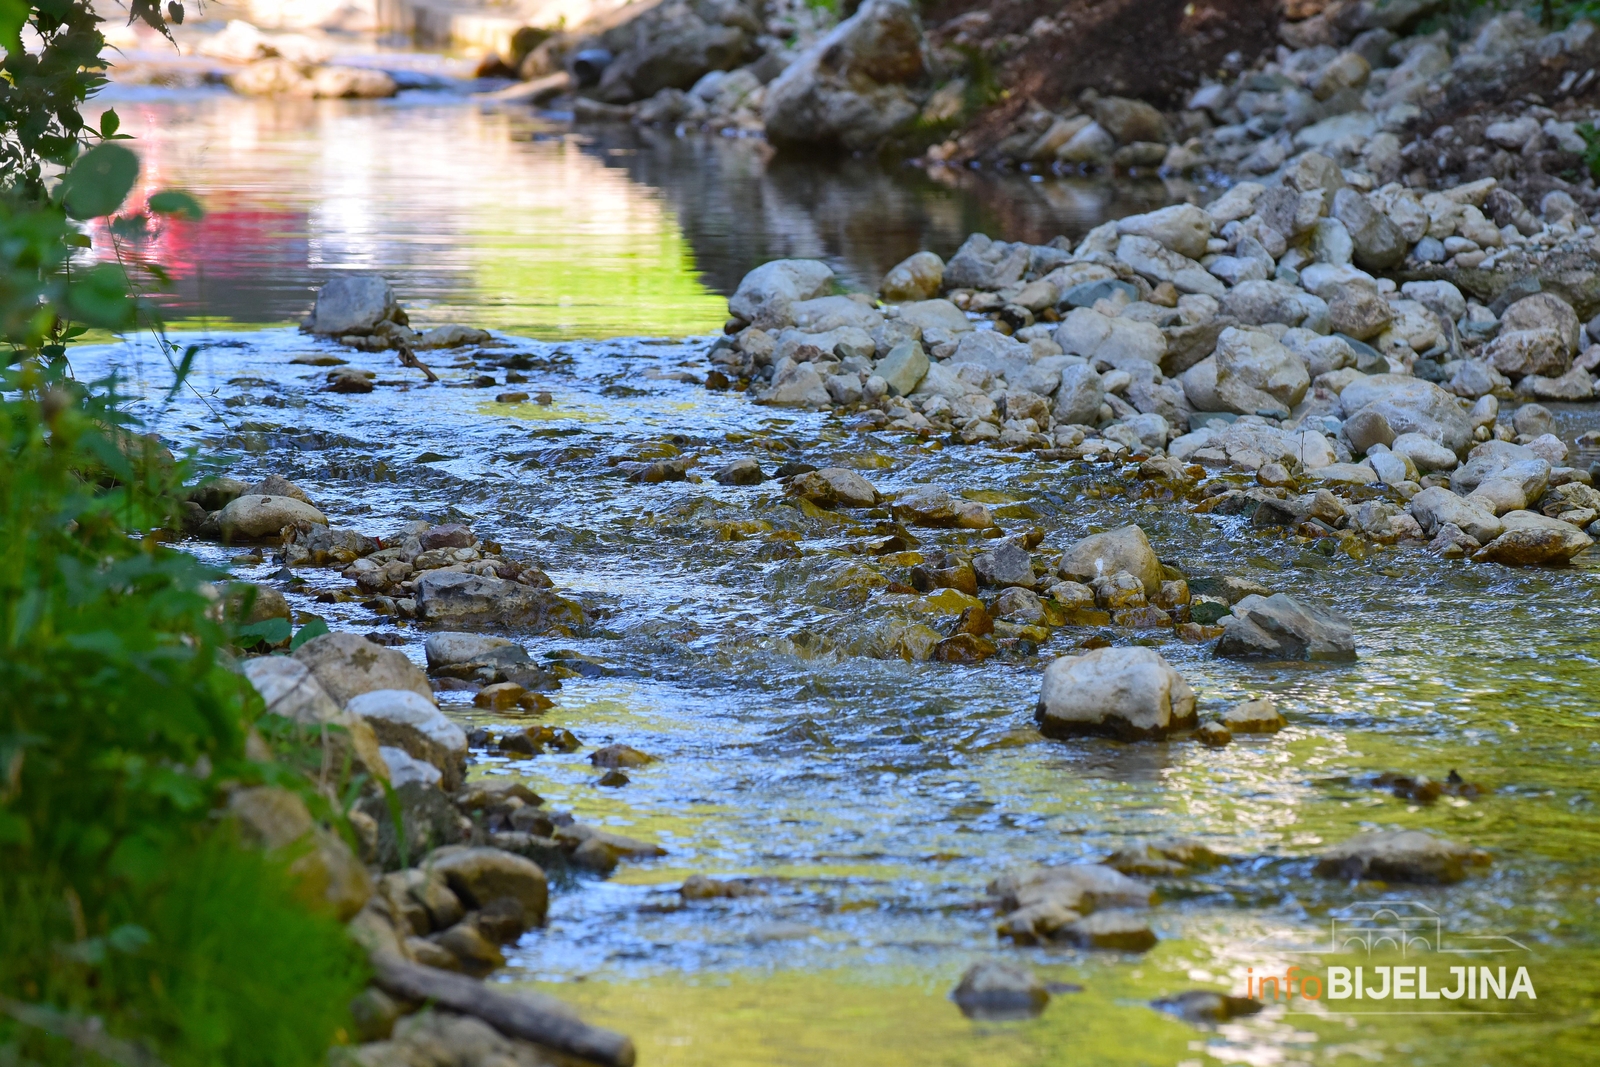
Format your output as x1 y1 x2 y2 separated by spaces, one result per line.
78 84 1600 1066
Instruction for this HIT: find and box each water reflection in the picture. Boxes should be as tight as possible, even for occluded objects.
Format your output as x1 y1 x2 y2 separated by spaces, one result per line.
90 90 1190 335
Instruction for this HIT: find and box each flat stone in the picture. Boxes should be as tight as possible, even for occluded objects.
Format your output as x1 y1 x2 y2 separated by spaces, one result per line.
875 339 930 396
294 632 432 707
422 632 528 671
1115 204 1213 259
216 494 327 541
1056 524 1163 592
972 543 1034 588
1408 486 1504 544
1060 910 1158 952
1214 593 1356 661
787 467 880 508
1473 514 1594 565
1315 829 1490 884
425 846 549 923
1220 696 1286 733
413 571 583 631
950 962 1049 1021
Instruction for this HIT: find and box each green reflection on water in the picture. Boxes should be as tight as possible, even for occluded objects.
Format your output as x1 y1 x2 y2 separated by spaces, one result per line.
533 940 1600 1067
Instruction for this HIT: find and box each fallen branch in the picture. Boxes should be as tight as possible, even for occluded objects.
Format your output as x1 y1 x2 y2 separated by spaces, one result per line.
370 952 635 1067
397 343 438 382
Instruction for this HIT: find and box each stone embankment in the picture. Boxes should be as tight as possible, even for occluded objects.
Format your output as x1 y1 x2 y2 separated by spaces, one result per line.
192 468 650 1065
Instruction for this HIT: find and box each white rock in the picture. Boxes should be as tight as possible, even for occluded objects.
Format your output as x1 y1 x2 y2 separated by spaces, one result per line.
1115 235 1226 297
348 689 468 791
1115 204 1214 259
1035 647 1197 740
1054 307 1166 366
1390 432 1459 472
729 259 834 325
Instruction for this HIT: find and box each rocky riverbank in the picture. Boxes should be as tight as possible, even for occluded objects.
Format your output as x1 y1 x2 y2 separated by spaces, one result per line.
702 164 1600 568
201 251 1557 1025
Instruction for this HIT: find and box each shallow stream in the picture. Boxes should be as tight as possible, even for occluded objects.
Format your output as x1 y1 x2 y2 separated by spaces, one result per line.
78 86 1600 1066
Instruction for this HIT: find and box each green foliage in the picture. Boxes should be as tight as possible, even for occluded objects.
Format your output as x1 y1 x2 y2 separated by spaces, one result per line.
0 359 367 1064
0 2 367 1063
59 141 139 219
2 836 366 1067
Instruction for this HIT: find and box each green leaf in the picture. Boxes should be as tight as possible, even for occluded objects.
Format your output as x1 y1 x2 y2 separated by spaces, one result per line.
100 109 121 138
64 232 92 247
289 616 330 651
0 0 25 56
66 263 135 328
60 142 141 220
149 189 204 220
237 618 292 647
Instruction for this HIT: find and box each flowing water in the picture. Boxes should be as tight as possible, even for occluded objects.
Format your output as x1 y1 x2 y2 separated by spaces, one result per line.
78 85 1600 1065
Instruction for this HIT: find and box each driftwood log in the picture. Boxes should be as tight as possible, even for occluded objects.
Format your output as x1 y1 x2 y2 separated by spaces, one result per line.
371 952 635 1067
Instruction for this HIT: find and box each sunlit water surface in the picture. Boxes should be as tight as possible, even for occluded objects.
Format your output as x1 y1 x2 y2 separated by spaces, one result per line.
71 87 1600 1066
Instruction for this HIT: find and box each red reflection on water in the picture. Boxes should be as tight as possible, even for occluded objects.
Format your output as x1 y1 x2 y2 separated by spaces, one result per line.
86 200 309 280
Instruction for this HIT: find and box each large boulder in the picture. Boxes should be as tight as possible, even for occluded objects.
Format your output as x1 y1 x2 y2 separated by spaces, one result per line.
1449 440 1542 494
1057 525 1163 592
413 572 583 632
241 657 389 782
1220 280 1328 329
422 632 530 673
1055 307 1166 366
1484 329 1572 378
1315 829 1490 884
347 689 467 791
1214 593 1357 661
1406 485 1504 544
1466 460 1550 514
216 494 327 541
1091 96 1168 143
424 846 548 924
787 467 880 508
1498 292 1580 354
293 632 432 707
229 787 372 920
948 329 1034 382
728 259 834 326
595 0 760 103
881 251 944 301
1115 204 1212 259
1035 646 1197 741
1212 327 1309 418
1115 235 1225 297
309 274 401 336
763 0 926 153
1473 511 1594 565
942 234 1029 291
1339 374 1474 454
760 361 832 407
